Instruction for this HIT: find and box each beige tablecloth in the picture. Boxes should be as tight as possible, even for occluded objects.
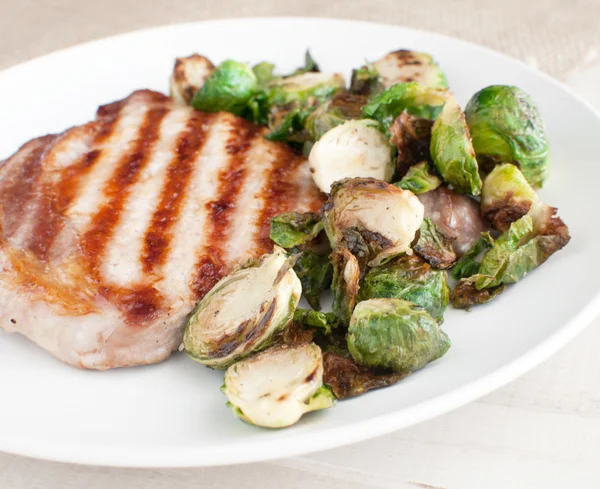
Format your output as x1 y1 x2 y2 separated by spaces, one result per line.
2 2 600 488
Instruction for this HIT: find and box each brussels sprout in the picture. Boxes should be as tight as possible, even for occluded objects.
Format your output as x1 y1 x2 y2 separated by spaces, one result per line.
413 218 457 270
351 50 448 96
192 60 258 116
183 247 301 369
358 254 449 322
347 298 450 372
395 161 442 194
222 343 335 428
331 247 361 325
361 82 448 132
170 54 215 105
481 163 538 232
304 92 368 141
293 251 333 311
323 178 424 267
465 85 550 188
294 309 338 335
270 212 324 249
450 232 494 280
451 277 504 309
389 112 434 176
430 96 482 195
308 120 395 193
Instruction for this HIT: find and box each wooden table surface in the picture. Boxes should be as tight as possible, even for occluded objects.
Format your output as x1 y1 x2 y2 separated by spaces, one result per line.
1 1 600 488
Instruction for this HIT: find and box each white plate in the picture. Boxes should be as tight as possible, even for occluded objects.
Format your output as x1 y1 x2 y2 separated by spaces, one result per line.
0 17 599 468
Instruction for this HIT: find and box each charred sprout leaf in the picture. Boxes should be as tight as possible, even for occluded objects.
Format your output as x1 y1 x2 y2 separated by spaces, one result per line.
192 60 258 116
304 92 368 141
361 82 448 133
270 212 324 249
294 309 338 335
413 218 457 269
430 96 482 195
370 50 449 90
286 50 320 76
308 120 395 192
183 247 301 369
481 163 538 232
395 161 442 194
477 202 570 288
451 276 505 309
465 85 549 188
358 254 449 322
347 298 451 372
390 113 434 176
293 251 333 311
222 343 335 428
265 104 314 142
331 247 361 325
322 351 410 399
349 64 382 96
170 54 215 105
450 233 494 280
252 61 276 87
323 178 425 267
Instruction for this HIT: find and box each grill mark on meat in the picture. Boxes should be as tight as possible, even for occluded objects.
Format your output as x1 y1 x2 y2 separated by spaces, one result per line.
142 111 215 273
27 115 122 260
190 118 261 298
0 136 56 239
252 147 308 254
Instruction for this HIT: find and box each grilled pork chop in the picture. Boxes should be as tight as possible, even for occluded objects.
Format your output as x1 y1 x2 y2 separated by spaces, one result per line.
0 90 325 369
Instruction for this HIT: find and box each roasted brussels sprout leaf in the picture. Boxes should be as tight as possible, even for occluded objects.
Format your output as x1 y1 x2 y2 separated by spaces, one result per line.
192 60 258 116
270 212 324 249
390 112 434 176
222 343 335 428
308 120 395 193
349 64 382 96
293 251 333 310
361 82 448 133
183 247 301 369
323 178 425 267
451 277 505 309
252 61 276 87
413 218 457 269
481 163 538 232
450 232 494 280
294 309 338 335
358 254 449 322
347 298 451 372
465 85 549 188
395 161 442 194
430 96 482 195
286 50 320 76
331 247 361 325
304 92 368 141
322 351 410 399
170 54 215 105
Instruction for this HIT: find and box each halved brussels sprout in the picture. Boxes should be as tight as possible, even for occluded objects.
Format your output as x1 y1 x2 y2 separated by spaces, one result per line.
293 251 333 311
465 85 550 188
192 59 258 116
413 218 457 270
481 163 538 232
331 247 361 325
170 54 215 105
351 50 448 96
222 343 335 428
308 120 395 193
395 161 442 194
270 212 324 249
183 247 301 369
390 112 434 176
347 298 450 372
361 82 448 132
304 92 368 142
430 96 482 195
358 254 449 322
323 178 424 267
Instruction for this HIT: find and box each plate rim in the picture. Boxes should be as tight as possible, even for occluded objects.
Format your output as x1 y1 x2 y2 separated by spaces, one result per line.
1 16 599 468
